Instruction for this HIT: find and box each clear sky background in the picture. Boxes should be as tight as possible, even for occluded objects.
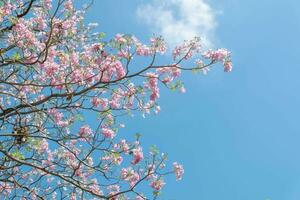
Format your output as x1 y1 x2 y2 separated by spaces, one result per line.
82 0 300 199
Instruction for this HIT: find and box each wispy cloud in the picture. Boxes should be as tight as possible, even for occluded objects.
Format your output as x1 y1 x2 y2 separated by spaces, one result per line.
136 0 218 48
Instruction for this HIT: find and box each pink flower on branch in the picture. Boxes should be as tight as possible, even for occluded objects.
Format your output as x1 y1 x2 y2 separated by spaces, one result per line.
173 162 184 181
102 127 116 138
150 178 166 191
78 125 92 139
131 147 144 165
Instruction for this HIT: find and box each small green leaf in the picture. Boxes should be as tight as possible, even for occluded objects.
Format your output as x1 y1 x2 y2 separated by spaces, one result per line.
75 114 84 122
175 80 183 87
150 145 159 155
98 32 106 40
112 152 120 158
135 133 142 140
153 190 161 196
169 83 176 91
12 52 21 61
11 151 25 160
192 68 200 74
25 146 31 152
136 86 144 93
9 16 18 25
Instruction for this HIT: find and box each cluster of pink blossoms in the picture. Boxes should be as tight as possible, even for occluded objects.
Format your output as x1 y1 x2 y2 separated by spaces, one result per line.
102 127 116 138
121 167 141 187
0 182 13 196
172 37 202 60
131 147 144 165
47 108 70 127
135 36 167 56
173 162 184 180
203 48 233 72
150 177 166 191
79 125 93 140
0 1 14 23
145 72 160 102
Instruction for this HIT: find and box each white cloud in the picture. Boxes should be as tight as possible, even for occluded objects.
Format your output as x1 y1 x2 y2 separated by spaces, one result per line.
136 0 218 48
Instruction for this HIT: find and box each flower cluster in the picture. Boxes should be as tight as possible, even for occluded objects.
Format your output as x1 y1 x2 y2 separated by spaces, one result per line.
173 162 184 181
203 48 233 72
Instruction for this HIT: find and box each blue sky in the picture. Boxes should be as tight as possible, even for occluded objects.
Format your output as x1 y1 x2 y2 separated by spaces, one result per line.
84 0 300 199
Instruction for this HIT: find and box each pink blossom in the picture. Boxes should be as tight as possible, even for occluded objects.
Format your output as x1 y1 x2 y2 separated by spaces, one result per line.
102 152 123 165
150 178 165 191
79 125 92 139
203 48 230 61
44 0 52 9
136 196 145 200
120 139 129 153
113 60 126 79
70 193 76 200
115 34 127 44
64 0 74 11
145 73 159 102
136 45 152 56
107 185 120 198
202 67 210 75
180 86 186 93
102 127 115 138
154 106 161 114
91 97 101 107
48 108 66 126
224 61 233 72
150 37 167 54
39 139 49 153
0 182 12 196
173 162 184 181
121 168 140 187
90 43 103 52
131 147 144 165
88 179 103 195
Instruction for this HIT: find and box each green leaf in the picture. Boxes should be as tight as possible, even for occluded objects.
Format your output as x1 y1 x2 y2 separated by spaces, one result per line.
169 83 176 91
192 68 200 74
12 52 21 61
25 146 31 152
175 80 183 87
98 32 106 40
117 194 127 200
11 151 25 160
136 86 144 93
30 138 40 147
112 152 120 158
135 133 142 140
161 153 168 160
150 145 159 155
9 16 18 25
75 114 84 122
153 190 161 196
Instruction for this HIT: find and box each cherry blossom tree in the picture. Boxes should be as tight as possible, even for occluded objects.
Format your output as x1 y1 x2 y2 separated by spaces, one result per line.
0 0 232 199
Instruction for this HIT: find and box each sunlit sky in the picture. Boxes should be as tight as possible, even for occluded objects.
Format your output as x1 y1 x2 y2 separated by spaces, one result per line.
83 0 300 199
